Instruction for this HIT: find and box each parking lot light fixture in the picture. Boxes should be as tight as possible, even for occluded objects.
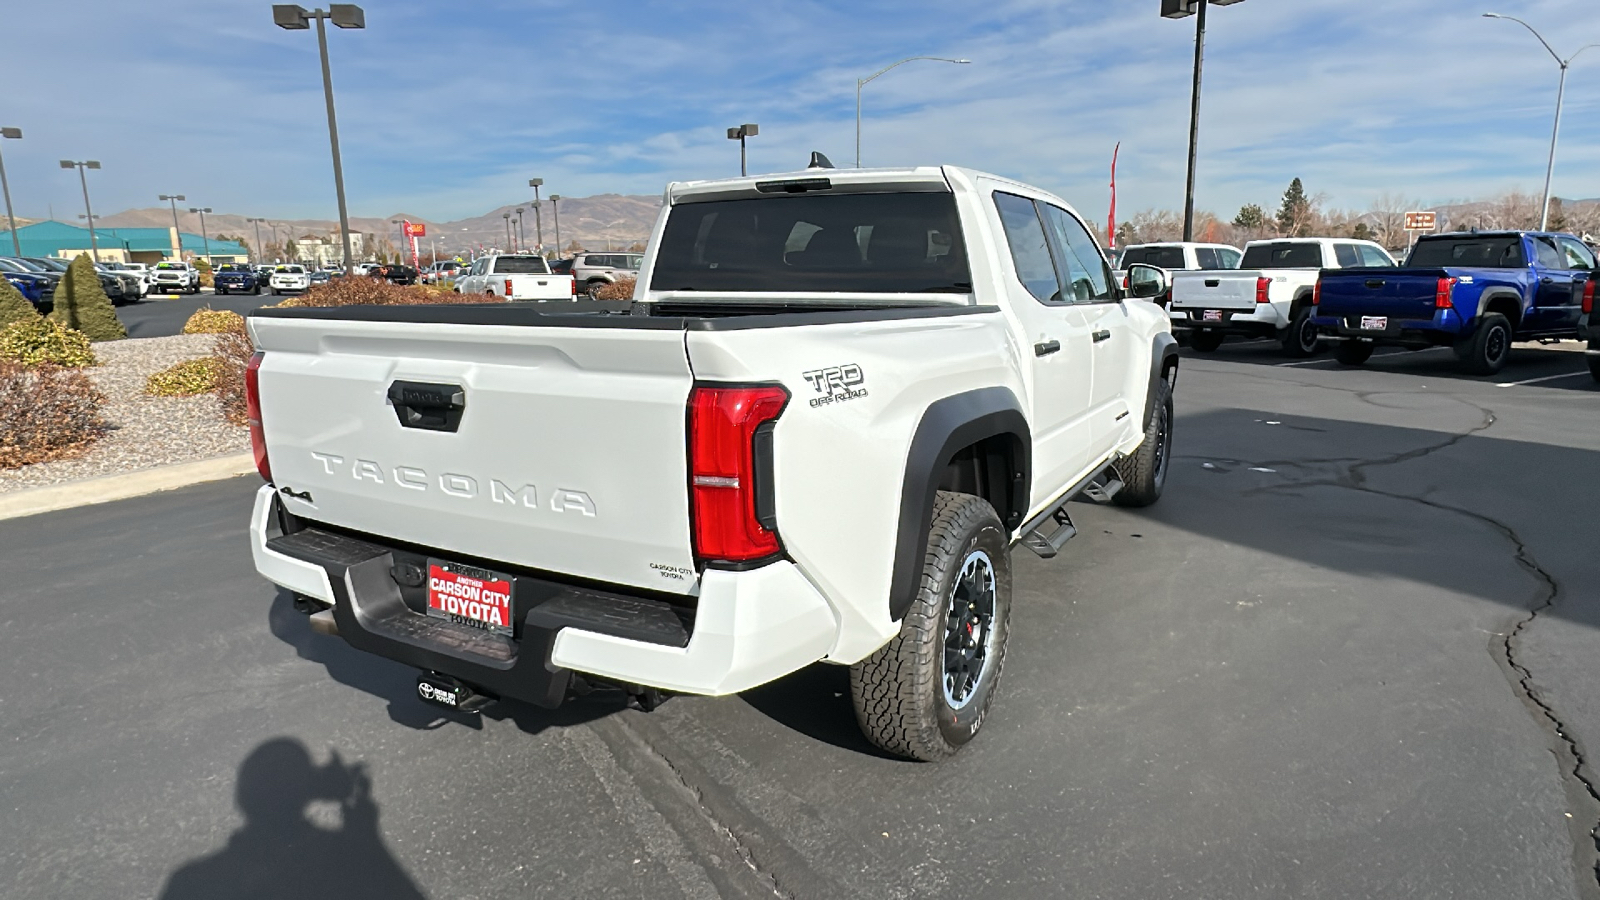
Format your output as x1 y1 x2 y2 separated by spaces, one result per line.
516 207 527 252
246 217 268 263
1483 12 1600 231
549 195 562 258
1162 0 1248 243
502 213 513 251
855 58 968 168
273 3 364 272
528 178 544 251
61 160 102 262
159 194 187 257
726 124 759 176
189 207 213 263
0 127 22 257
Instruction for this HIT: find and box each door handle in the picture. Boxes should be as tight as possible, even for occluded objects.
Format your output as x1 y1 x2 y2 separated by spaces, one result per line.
1092 330 1112 343
1034 340 1061 357
1541 277 1553 284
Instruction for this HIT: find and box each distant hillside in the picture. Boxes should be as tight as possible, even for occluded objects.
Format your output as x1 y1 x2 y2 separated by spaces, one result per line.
93 193 661 256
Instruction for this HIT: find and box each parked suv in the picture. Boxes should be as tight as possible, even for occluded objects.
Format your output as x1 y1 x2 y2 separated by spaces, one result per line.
572 251 643 296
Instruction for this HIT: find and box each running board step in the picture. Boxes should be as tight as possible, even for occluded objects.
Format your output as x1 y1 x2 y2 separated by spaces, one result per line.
1080 476 1124 504
1021 508 1077 559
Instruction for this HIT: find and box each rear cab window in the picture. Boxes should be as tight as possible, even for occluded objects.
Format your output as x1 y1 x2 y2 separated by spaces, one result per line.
1240 242 1324 269
491 256 552 275
1122 246 1187 269
1407 237 1526 268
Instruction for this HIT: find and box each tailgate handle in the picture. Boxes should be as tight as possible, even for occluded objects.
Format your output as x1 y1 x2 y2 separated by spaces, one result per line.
1204 279 1220 287
1365 279 1385 288
387 381 467 432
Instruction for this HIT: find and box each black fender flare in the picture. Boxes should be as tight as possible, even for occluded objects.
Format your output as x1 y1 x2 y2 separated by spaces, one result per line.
1144 332 1180 431
889 387 1030 621
1472 288 1526 328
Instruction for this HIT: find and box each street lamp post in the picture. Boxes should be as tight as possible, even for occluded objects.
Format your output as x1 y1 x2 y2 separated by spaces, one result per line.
0 127 22 257
1483 12 1600 231
60 159 102 262
549 195 562 257
1162 0 1247 242
390 218 405 263
528 178 544 251
273 3 364 272
189 207 213 264
247 217 268 262
502 213 512 251
855 57 969 168
159 194 186 258
515 207 526 252
726 124 759 176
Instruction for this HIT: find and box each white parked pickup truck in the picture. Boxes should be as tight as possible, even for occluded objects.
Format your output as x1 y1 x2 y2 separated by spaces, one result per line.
454 253 575 301
1169 237 1396 356
245 164 1180 760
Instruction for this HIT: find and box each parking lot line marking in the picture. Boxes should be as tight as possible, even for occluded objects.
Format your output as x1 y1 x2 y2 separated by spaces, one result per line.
1495 371 1591 388
1275 358 1337 367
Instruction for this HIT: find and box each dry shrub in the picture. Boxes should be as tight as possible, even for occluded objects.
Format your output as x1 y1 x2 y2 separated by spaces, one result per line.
146 357 223 396
212 329 254 426
0 317 97 368
182 306 246 335
0 360 108 468
291 276 504 308
591 278 636 301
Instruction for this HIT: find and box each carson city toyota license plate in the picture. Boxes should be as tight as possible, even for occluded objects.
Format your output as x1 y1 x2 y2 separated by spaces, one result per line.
1360 316 1388 330
426 561 513 635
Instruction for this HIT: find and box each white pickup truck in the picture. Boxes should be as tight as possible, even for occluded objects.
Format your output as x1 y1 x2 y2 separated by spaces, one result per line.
245 164 1180 760
1169 237 1396 356
152 261 201 294
454 253 575 301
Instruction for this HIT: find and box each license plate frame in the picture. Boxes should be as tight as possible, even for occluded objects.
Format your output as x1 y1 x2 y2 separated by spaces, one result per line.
1360 316 1388 331
1202 309 1223 322
426 560 514 636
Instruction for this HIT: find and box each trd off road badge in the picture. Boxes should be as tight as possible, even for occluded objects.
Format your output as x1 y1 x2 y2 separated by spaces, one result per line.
801 363 867 408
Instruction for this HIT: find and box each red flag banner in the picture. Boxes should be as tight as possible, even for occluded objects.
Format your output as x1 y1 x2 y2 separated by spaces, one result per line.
1108 142 1120 250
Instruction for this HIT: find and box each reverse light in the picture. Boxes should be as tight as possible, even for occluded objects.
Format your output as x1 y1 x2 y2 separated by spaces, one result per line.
1255 276 1270 304
245 351 270 481
1583 278 1595 315
1435 276 1457 309
688 384 789 563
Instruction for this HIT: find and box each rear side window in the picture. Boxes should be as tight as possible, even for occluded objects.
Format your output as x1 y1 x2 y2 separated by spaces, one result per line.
993 192 1061 303
492 256 551 275
1408 237 1526 268
1241 242 1324 268
1333 244 1361 267
1357 245 1393 267
1193 247 1220 269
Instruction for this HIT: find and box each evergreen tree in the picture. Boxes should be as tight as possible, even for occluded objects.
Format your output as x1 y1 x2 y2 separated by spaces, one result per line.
47 254 126 342
1233 204 1266 230
0 277 41 327
1276 178 1311 236
1547 198 1569 233
1351 222 1375 241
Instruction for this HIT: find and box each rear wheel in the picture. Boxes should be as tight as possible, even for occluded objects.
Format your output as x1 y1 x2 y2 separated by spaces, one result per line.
1189 330 1224 353
850 491 1011 761
1281 306 1320 357
588 279 608 297
1458 313 1511 375
1335 340 1374 366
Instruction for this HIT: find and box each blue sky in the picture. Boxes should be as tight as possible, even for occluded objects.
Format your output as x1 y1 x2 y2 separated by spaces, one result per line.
3 0 1598 223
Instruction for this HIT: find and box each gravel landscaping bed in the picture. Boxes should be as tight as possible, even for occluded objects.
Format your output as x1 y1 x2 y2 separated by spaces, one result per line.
0 334 248 493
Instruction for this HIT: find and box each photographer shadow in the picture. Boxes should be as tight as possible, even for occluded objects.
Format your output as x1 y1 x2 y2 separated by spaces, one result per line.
268 589 625 736
158 738 426 900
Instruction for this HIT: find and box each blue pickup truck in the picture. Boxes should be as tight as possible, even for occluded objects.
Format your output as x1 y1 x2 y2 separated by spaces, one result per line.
213 264 262 296
1314 231 1595 374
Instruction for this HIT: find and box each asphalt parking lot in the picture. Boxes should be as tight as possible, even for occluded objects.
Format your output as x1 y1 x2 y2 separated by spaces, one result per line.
2 339 1598 899
115 289 277 338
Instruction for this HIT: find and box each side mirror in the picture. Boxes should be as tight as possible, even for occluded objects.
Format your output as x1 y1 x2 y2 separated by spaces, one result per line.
1126 263 1170 300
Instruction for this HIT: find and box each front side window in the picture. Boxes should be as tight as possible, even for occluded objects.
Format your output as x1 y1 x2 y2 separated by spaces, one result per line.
1558 237 1596 270
993 192 1060 303
1357 245 1394 267
1040 204 1114 303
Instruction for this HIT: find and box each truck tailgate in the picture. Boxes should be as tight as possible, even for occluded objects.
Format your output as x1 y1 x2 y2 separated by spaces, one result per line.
1318 268 1443 321
508 273 573 301
249 315 697 595
1170 271 1260 312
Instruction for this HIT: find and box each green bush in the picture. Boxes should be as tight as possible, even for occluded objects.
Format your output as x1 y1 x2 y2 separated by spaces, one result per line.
0 317 97 368
194 258 215 288
0 278 40 328
146 357 223 396
0 360 108 469
47 254 126 342
182 306 246 335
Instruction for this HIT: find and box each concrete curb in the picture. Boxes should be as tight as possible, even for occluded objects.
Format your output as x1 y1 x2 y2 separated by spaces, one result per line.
0 453 257 522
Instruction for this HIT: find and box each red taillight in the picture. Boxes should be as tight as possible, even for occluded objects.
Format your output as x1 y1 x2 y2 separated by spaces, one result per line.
1583 278 1595 315
1255 276 1270 304
1312 278 1322 306
504 278 514 296
245 351 270 481
688 384 789 562
1435 276 1457 309
1121 274 1129 289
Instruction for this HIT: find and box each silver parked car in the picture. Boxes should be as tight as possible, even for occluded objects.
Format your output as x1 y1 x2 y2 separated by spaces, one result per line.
571 251 643 296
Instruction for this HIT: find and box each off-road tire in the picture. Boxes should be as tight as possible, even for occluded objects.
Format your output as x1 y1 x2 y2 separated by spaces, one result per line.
1458 313 1511 375
1335 340 1374 366
1189 330 1224 353
850 491 1011 761
1113 378 1172 507
1281 305 1320 357
1589 340 1600 383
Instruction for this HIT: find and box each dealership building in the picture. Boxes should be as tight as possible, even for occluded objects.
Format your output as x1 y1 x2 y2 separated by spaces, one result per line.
0 220 250 265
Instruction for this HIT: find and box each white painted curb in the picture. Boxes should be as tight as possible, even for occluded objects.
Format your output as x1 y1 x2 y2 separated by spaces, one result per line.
0 453 257 521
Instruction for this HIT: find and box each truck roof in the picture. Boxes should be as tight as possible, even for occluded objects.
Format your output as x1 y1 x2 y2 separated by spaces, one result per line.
667 165 958 204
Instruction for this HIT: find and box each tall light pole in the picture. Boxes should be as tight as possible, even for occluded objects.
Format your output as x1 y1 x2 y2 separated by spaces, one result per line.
189 207 213 264
159 194 186 258
502 213 513 251
528 178 544 251
247 217 268 262
60 160 102 262
1163 0 1247 242
1483 12 1600 231
273 4 364 272
855 57 969 168
0 128 22 257
515 207 526 251
549 195 562 257
726 124 759 176
389 218 405 263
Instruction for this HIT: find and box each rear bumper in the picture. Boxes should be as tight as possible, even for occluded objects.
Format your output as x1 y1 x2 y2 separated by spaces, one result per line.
249 485 837 704
1312 309 1463 347
1171 304 1287 336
